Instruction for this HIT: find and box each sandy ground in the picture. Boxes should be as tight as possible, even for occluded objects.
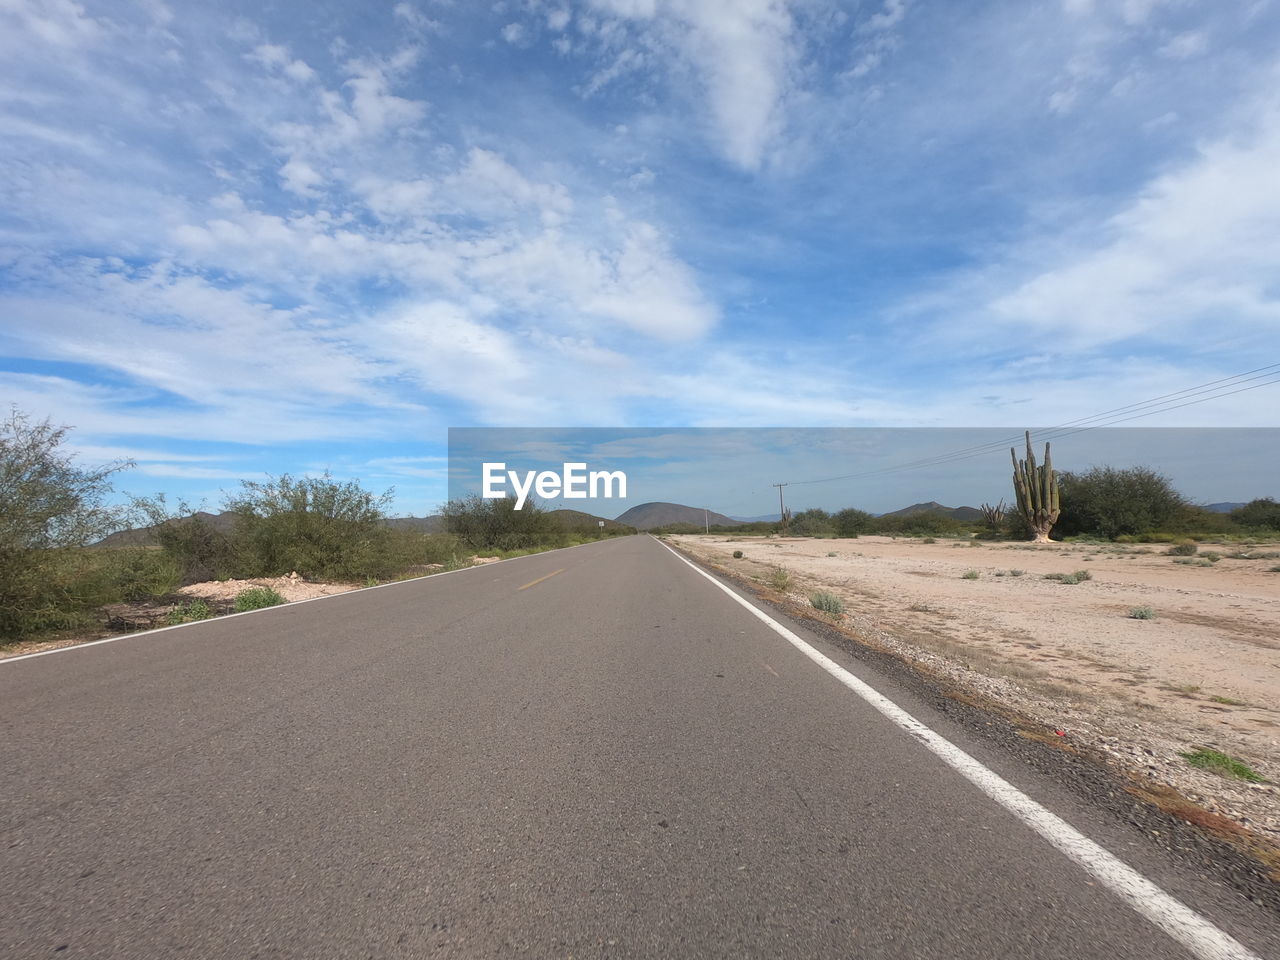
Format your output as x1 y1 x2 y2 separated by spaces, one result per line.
671 534 1280 843
178 572 359 603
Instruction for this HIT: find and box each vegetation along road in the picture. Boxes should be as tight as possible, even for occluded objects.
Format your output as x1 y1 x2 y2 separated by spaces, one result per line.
3 535 1278 958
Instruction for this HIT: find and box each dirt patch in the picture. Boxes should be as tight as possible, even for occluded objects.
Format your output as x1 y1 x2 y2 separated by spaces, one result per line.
673 534 1280 846
178 573 360 604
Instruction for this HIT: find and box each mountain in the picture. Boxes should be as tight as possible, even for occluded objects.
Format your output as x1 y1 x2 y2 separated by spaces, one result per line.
730 513 782 523
94 510 240 547
1202 502 1247 513
881 501 985 522
94 507 633 546
613 502 744 530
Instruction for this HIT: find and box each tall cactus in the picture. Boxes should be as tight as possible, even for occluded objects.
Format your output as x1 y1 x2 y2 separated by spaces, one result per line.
1011 431 1060 543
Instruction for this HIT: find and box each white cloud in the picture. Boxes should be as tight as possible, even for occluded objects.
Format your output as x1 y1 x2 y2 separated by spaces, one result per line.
921 80 1280 356
1159 31 1207 59
581 0 800 170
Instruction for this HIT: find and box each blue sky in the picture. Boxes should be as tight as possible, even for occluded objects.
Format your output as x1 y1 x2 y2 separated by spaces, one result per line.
2 0 1279 516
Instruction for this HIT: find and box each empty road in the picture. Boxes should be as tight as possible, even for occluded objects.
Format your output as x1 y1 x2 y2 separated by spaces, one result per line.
2 535 1277 958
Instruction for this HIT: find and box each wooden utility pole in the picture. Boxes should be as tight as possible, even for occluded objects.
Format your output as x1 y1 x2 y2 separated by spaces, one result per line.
772 482 789 533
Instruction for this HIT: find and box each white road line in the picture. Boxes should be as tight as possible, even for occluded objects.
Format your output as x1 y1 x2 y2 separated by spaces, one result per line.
0 539 606 666
658 538 1262 960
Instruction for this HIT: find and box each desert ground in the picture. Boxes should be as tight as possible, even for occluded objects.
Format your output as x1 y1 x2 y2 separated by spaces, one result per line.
671 534 1280 844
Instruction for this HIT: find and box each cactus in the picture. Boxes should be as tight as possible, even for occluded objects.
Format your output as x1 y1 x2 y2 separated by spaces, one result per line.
1011 431 1060 543
979 499 1006 531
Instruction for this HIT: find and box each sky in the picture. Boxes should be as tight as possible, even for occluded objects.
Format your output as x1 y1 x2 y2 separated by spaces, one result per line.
2 0 1279 517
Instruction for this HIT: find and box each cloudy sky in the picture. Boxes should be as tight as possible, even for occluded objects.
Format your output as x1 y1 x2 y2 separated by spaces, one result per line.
2 0 1278 514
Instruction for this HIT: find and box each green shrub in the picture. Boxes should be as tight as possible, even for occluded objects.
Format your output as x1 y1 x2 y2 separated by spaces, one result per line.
234 587 286 612
443 494 567 554
167 598 214 625
790 508 833 537
225 472 397 581
1181 748 1268 783
1167 541 1198 556
810 591 845 616
1055 466 1190 540
1229 498 1280 532
732 549 744 559
769 567 793 591
833 507 873 538
1044 570 1091 584
1 409 134 642
1127 606 1156 620
961 569 980 579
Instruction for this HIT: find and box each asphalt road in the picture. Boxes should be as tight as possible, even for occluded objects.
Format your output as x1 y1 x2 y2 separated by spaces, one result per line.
2 535 1277 958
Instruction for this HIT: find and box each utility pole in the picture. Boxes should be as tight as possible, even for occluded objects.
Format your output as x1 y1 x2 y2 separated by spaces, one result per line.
772 483 788 534
704 508 709 534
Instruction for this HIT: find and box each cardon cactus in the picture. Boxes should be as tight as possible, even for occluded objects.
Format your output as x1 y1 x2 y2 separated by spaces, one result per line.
1011 431 1060 543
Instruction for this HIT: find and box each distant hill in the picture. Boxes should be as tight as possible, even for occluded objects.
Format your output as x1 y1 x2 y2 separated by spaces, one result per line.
730 513 782 523
94 510 239 547
614 502 743 530
94 507 635 545
1202 502 1247 514
881 501 984 522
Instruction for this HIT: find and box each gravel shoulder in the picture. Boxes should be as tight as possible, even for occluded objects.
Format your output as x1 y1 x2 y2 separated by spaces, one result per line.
671 533 1280 849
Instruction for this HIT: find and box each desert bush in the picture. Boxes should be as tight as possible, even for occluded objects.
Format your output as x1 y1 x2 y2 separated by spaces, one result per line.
810 591 845 616
1 409 135 642
234 587 285 612
95 547 183 601
1044 570 1091 584
961 569 980 579
225 472 396 580
1167 541 1198 556
833 507 873 538
875 511 966 537
1055 466 1189 540
1128 606 1157 620
768 567 793 591
131 494 235 583
1230 498 1280 532
790 508 833 537
166 598 214 625
442 494 567 552
732 549 744 558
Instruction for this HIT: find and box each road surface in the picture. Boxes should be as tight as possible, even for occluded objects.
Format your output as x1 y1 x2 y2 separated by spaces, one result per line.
2 535 1277 958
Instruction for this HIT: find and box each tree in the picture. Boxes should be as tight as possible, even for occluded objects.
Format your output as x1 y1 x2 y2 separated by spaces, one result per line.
223 472 394 579
833 507 873 538
1 408 131 552
130 494 234 583
789 508 833 536
1229 498 1280 531
442 494 565 551
1055 466 1189 540
1 408 133 640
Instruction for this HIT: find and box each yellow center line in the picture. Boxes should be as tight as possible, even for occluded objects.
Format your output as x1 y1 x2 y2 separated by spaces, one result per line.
517 568 564 591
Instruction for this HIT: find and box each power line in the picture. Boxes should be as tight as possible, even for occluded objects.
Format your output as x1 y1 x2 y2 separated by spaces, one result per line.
781 363 1280 488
